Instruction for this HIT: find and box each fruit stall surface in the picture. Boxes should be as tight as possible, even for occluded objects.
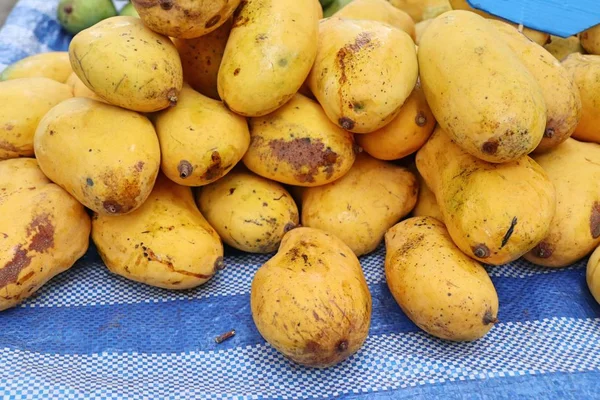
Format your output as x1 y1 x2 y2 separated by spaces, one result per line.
0 0 599 399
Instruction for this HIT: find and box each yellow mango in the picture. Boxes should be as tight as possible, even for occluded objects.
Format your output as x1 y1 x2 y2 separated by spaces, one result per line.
587 246 600 304
218 0 319 117
386 0 451 22
251 227 371 367
132 0 239 39
448 0 550 45
385 217 498 341
243 94 356 187
197 167 299 253
66 72 105 102
0 158 90 311
581 24 600 55
335 0 416 40
355 81 435 160
92 174 223 289
155 85 249 186
297 153 418 256
0 52 72 83
34 98 160 216
0 78 72 159
544 35 585 61
173 18 232 100
489 20 581 153
415 19 433 45
69 16 183 113
412 172 443 222
309 17 418 134
416 127 555 265
418 11 546 163
524 139 600 267
562 54 600 143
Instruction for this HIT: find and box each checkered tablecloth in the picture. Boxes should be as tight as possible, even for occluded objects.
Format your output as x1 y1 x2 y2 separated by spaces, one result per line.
1 1 599 399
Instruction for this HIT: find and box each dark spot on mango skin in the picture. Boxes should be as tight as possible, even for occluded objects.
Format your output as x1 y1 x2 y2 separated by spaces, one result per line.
214 256 225 271
232 0 249 27
544 127 555 138
337 340 349 352
0 140 20 153
531 241 553 258
415 112 427 127
0 246 31 288
202 151 223 181
233 68 241 76
338 117 355 131
159 0 173 10
27 214 55 253
482 139 499 155
4 124 14 131
472 244 490 259
135 161 145 172
483 308 498 325
103 200 123 214
283 222 296 233
205 14 221 29
268 138 338 183
590 202 600 239
86 178 94 186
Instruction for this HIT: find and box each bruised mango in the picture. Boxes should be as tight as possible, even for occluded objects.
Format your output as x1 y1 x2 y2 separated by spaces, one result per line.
243 94 356 187
251 227 371 367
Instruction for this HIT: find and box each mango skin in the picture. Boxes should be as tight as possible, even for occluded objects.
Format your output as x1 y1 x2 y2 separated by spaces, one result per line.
356 81 435 160
0 158 90 311
416 127 555 265
581 24 600 55
489 20 581 154
587 246 600 305
412 172 443 222
298 153 418 256
419 11 546 163
385 217 499 341
448 0 550 45
132 0 239 39
155 85 249 186
309 17 418 134
544 35 585 61
173 18 232 100
562 54 600 143
1 52 72 83
34 97 161 216
0 78 73 160
335 0 416 41
66 72 104 102
251 227 371 368
197 168 299 253
92 174 223 290
387 0 451 22
69 16 183 113
524 139 600 267
415 19 433 45
243 94 356 187
218 0 319 117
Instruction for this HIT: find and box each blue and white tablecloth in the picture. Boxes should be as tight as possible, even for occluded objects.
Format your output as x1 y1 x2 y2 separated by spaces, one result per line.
1 1 599 398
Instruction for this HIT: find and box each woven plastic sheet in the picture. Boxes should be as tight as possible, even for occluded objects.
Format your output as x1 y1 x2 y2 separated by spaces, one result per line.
1 1 600 399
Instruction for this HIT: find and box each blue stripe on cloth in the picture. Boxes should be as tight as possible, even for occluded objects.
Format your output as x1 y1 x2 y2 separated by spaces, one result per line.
0 43 30 68
1 318 599 399
6 7 71 51
2 267 599 355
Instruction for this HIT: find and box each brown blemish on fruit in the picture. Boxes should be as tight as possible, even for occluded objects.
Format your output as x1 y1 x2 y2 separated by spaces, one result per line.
178 160 193 179
0 245 31 288
472 244 490 259
312 310 322 322
338 117 355 131
214 256 225 271
64 5 73 14
415 112 427 127
233 68 240 76
135 161 145 172
532 241 553 258
232 0 249 27
544 127 555 138
103 200 123 214
27 214 54 253
4 124 14 131
304 340 321 353
337 340 349 352
167 88 178 107
268 138 339 183
159 0 173 10
283 222 296 233
482 139 499 155
590 202 600 238
500 217 517 249
205 14 221 29
202 151 223 181
483 308 498 325
0 140 19 153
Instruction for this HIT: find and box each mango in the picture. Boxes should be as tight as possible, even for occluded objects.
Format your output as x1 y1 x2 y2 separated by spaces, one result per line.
251 227 371 367
57 0 118 35
562 54 600 143
355 81 435 160
418 11 546 163
218 0 319 117
69 16 183 113
0 78 72 160
335 0 416 40
416 127 555 265
0 158 90 311
412 172 443 222
524 139 600 267
309 17 418 134
544 35 585 61
66 72 104 102
385 217 499 341
173 18 231 100
415 19 433 45
197 167 299 253
155 85 249 187
587 246 600 305
386 0 451 22
1 52 72 83
243 94 356 187
131 0 239 39
297 153 418 256
92 174 223 289
489 20 581 153
581 24 600 55
34 97 160 216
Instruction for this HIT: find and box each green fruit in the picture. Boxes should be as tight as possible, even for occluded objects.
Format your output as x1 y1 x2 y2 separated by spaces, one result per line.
57 0 118 35
323 0 353 17
119 3 140 18
320 0 336 8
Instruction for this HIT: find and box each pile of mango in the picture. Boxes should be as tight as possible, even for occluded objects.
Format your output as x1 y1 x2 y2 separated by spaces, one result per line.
1 0 600 368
